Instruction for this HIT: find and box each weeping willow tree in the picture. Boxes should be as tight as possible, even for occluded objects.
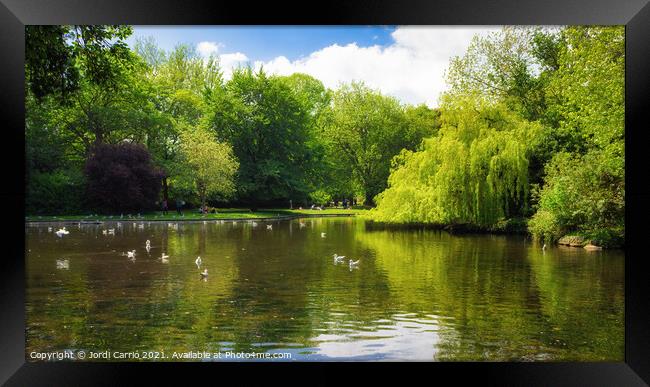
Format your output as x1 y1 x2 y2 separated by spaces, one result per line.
370 94 541 226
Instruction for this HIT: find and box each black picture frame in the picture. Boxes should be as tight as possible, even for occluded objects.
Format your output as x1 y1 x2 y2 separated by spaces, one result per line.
1 0 649 385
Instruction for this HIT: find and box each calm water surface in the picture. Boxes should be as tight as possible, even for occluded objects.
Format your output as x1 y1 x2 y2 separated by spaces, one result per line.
26 218 624 361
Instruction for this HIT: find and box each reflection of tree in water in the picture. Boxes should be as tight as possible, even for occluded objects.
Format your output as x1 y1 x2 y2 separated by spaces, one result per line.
354 226 624 361
525 250 624 361
199 219 395 353
25 220 623 361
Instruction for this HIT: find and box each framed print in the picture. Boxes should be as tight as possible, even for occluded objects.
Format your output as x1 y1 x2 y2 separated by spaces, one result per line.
1 0 649 385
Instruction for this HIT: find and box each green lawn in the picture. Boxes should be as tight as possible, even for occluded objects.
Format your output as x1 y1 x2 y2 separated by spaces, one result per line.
25 207 368 222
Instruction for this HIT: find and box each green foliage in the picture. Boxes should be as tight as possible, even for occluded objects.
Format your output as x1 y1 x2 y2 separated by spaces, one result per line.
320 82 436 205
529 150 624 243
25 25 133 102
24 24 625 246
206 68 321 205
371 96 539 226
308 189 332 206
528 26 625 244
177 128 239 207
27 169 85 215
446 27 547 122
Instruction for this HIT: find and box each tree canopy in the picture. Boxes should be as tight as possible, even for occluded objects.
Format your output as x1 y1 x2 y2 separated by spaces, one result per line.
25 25 625 247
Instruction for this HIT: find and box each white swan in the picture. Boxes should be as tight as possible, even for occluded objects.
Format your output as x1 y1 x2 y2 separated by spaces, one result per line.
349 259 360 267
145 240 151 247
333 254 345 262
161 255 169 264
102 229 107 235
267 224 273 230
542 243 547 250
252 222 258 227
108 228 115 235
55 227 69 237
195 256 202 268
321 232 326 238
160 253 169 260
127 250 136 258
200 269 208 278
299 222 306 228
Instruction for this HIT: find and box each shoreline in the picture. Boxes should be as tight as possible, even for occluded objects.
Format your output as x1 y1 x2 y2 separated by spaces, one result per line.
25 212 357 225
25 213 623 250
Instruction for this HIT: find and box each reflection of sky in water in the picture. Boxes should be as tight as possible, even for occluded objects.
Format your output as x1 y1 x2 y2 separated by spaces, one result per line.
306 314 442 361
211 315 442 361
26 219 624 362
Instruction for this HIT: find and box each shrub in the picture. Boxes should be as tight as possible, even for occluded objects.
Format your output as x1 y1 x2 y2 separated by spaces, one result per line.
84 142 163 213
309 189 332 206
529 150 624 244
528 209 565 244
27 169 85 214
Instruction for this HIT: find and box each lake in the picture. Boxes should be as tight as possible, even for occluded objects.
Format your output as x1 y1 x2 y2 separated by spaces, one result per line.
25 217 624 361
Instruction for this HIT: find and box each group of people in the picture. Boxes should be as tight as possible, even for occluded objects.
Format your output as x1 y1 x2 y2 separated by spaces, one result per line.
159 197 357 215
340 198 357 209
160 198 185 215
307 198 357 210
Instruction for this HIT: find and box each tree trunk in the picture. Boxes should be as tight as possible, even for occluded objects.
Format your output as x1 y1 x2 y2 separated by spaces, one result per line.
365 192 375 207
199 183 207 211
162 177 169 202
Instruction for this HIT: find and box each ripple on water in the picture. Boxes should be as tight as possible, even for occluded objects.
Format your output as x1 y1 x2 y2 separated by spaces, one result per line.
25 219 625 361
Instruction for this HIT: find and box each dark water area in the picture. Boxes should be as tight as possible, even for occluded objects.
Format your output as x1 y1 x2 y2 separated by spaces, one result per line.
25 218 624 361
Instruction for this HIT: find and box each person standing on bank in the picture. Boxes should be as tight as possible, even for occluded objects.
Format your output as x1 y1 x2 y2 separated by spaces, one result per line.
176 198 183 215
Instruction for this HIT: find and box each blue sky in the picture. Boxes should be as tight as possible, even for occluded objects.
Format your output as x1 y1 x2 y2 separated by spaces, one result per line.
129 26 397 62
128 26 501 107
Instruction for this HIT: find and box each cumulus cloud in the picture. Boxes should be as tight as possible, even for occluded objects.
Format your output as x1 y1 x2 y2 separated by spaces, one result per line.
197 27 501 107
254 26 501 107
196 41 223 57
196 41 248 78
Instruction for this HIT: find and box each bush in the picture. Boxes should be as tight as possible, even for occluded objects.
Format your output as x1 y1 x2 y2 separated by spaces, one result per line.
582 228 625 249
529 150 624 244
85 142 164 213
27 169 85 214
309 189 332 206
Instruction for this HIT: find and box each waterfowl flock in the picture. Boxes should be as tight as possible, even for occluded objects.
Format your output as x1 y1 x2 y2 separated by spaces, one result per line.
47 218 363 279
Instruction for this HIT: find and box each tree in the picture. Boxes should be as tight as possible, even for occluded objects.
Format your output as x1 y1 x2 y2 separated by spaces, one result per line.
371 95 540 225
320 82 433 205
529 26 625 245
178 128 238 209
84 143 164 213
25 25 133 102
135 42 224 204
446 26 548 122
206 68 319 206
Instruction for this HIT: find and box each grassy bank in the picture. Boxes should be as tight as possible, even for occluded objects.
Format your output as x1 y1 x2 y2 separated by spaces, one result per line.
25 207 367 222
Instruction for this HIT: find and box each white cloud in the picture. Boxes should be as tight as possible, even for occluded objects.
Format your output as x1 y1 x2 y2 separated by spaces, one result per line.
197 41 249 78
196 41 223 57
219 52 249 78
254 26 501 107
197 27 502 107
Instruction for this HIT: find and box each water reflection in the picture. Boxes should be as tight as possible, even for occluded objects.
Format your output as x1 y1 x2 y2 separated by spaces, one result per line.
26 218 623 361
